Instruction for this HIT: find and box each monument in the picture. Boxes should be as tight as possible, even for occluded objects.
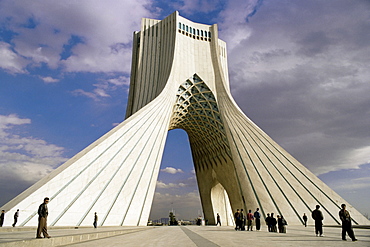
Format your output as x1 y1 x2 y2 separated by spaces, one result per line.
1 12 369 227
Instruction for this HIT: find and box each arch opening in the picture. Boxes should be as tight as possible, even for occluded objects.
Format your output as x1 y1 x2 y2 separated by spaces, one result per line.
211 183 234 226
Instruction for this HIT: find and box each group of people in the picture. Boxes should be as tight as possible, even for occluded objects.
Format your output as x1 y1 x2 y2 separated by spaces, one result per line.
1 197 99 239
265 213 288 233
233 208 262 231
233 208 287 233
230 203 358 241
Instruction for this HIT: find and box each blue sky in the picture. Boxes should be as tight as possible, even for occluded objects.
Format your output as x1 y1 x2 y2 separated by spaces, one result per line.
0 0 369 221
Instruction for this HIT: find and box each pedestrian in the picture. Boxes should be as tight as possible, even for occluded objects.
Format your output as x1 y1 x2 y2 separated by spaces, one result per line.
278 215 287 233
12 209 19 227
234 209 241 231
312 205 324 237
216 213 221 226
93 212 98 228
270 213 277 232
339 204 357 241
0 210 4 227
240 209 245 231
254 208 261 230
247 210 254 231
36 197 51 239
302 213 307 227
265 213 272 232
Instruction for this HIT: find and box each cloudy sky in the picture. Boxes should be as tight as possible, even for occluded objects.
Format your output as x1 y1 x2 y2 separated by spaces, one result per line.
0 0 369 221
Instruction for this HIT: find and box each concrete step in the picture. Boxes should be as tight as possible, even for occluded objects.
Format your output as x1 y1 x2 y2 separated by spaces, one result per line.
0 226 154 247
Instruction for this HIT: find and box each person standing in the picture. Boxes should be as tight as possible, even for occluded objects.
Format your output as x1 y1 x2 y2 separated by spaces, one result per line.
265 213 272 232
270 213 277 232
216 213 221 226
312 205 324 236
93 212 98 228
339 204 357 241
234 209 241 231
240 209 245 231
302 213 308 227
12 209 19 227
278 215 287 233
0 210 4 227
247 210 254 231
36 197 50 239
254 208 261 230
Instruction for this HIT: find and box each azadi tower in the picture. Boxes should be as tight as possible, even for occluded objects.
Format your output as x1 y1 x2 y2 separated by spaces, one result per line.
2 12 369 227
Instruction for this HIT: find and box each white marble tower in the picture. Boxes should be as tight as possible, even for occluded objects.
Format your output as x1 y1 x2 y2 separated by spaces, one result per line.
1 12 368 227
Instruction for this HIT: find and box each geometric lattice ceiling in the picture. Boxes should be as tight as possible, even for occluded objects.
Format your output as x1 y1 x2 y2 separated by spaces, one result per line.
170 74 232 171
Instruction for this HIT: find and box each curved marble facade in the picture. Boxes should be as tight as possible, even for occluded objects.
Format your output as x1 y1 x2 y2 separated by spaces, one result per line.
1 11 368 226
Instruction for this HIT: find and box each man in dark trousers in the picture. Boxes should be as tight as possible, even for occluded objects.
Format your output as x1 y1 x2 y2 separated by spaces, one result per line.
270 213 277 232
265 213 272 232
339 204 357 241
12 209 19 227
240 209 245 231
93 212 98 228
254 208 261 230
0 210 4 227
37 197 50 238
234 209 240 230
216 213 221 226
312 205 324 236
302 213 308 227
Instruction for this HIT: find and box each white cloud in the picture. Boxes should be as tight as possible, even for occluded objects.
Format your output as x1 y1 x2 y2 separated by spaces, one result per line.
0 114 30 127
39 76 59 83
160 166 184 174
222 0 370 176
0 0 154 74
334 176 370 191
0 114 67 185
156 180 186 189
0 42 28 73
107 76 130 86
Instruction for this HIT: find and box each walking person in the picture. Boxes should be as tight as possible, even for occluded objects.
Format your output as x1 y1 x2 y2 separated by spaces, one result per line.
302 213 308 227
254 208 261 230
36 197 50 238
216 213 221 226
12 209 19 227
247 210 254 231
0 210 4 227
93 212 98 228
339 204 357 241
234 209 241 231
312 205 324 237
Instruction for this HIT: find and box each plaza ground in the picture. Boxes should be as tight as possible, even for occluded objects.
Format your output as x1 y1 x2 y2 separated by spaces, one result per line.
0 224 369 246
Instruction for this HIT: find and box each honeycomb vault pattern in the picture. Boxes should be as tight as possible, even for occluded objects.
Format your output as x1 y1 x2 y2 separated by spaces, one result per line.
169 74 232 171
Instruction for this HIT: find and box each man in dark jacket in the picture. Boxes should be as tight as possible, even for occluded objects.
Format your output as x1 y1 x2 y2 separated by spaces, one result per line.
312 205 324 236
12 209 19 227
339 204 357 241
254 208 261 230
265 213 272 232
36 197 50 238
234 209 241 230
0 210 4 227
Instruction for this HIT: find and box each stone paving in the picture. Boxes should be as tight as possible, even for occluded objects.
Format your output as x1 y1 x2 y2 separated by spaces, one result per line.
0 225 369 247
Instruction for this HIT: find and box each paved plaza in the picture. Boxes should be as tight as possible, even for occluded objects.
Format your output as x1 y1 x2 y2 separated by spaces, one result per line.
0 225 369 247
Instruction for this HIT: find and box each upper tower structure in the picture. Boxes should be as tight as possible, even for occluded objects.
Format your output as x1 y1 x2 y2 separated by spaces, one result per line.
1 12 368 227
